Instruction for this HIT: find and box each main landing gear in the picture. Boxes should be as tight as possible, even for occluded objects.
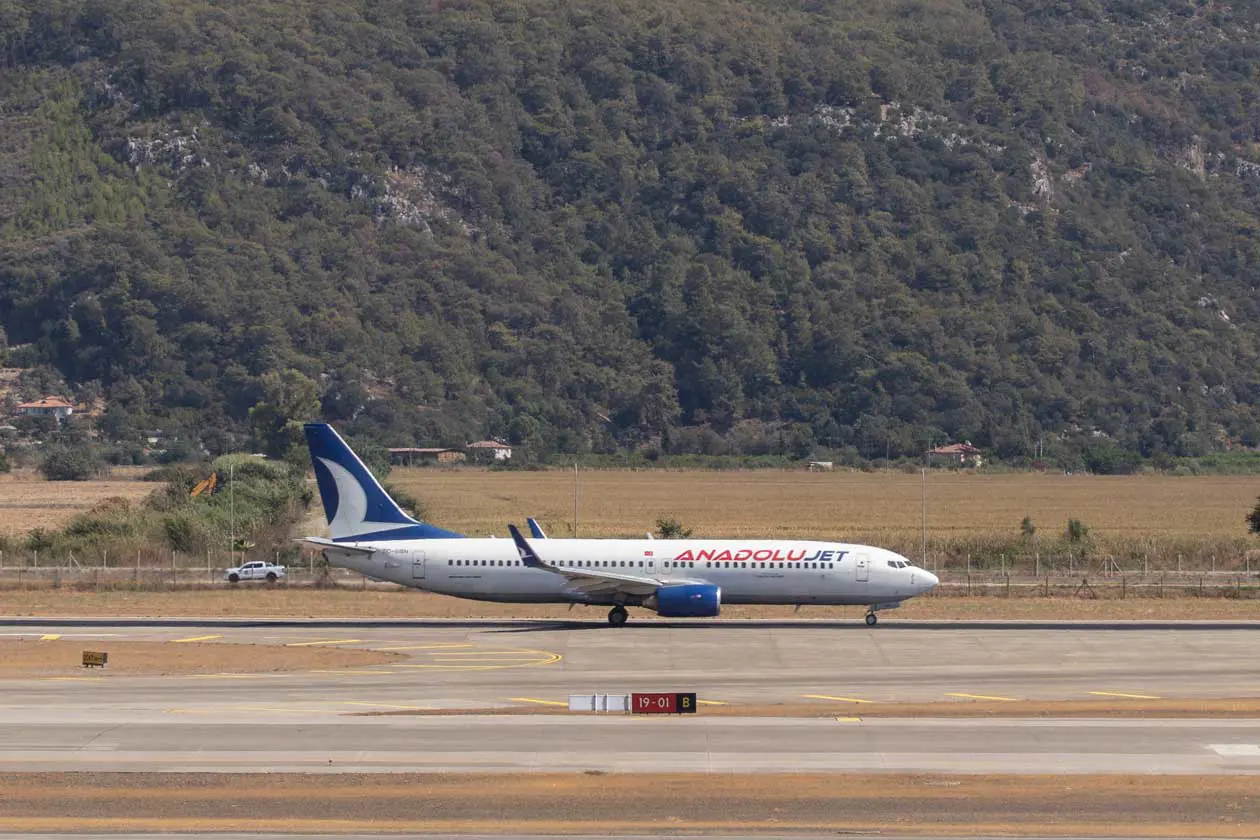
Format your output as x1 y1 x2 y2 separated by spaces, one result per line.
864 611 878 626
608 605 629 627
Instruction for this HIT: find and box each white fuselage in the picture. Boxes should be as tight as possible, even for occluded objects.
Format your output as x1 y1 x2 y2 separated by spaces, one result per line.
320 538 934 607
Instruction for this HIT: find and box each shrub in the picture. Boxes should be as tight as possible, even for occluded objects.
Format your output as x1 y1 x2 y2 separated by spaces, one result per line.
655 517 693 539
1065 518 1090 543
39 447 104 480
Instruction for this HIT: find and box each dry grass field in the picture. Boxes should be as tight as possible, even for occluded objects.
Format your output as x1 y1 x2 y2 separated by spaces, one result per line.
0 470 155 536
397 468 1259 544
3 464 1258 565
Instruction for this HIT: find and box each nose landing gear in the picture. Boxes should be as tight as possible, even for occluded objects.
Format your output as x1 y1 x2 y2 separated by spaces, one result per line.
864 601 902 626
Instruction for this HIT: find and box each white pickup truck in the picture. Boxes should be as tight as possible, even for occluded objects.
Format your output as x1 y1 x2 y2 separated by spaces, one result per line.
224 560 286 584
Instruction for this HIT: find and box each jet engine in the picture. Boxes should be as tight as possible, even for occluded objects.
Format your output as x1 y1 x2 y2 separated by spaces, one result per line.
647 583 721 618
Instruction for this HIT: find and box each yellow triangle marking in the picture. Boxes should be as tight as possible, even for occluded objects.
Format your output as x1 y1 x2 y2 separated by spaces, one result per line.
510 697 567 706
946 692 1018 702
1089 691 1162 700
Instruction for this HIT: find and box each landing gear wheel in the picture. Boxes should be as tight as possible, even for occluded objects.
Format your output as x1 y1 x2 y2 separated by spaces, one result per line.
608 606 629 627
864 612 878 626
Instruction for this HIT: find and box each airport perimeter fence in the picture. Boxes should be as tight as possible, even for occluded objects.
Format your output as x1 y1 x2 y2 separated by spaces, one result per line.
0 548 398 591
0 547 1257 598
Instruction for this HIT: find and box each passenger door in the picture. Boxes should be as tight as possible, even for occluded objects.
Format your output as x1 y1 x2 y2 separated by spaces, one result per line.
854 554 870 583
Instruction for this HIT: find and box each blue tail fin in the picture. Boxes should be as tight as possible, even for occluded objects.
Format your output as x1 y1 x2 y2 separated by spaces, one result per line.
527 517 548 539
304 423 463 541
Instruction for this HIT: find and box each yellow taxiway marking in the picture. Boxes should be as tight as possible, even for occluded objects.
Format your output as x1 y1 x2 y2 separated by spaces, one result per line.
167 706 333 715
341 701 434 711
188 673 276 680
39 634 62 641
309 670 394 675
835 717 863 722
172 635 222 643
428 657 553 662
947 692 1018 702
375 644 473 651
44 676 102 681
696 699 726 706
390 664 545 671
511 697 568 707
804 694 873 704
284 639 363 647
1089 691 1162 700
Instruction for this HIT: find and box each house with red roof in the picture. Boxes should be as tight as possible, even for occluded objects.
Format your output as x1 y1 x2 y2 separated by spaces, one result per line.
16 396 75 420
928 441 983 467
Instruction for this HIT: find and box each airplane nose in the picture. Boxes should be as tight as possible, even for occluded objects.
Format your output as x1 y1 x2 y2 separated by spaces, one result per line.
921 570 939 591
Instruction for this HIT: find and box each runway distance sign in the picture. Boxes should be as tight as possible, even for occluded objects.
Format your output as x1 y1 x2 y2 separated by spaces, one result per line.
630 692 697 714
81 651 108 668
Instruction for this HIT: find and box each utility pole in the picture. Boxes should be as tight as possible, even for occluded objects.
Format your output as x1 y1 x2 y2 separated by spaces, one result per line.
921 466 928 567
573 461 579 537
229 462 235 564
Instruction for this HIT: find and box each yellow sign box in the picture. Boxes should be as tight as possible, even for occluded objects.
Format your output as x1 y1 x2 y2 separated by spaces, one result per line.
82 650 108 668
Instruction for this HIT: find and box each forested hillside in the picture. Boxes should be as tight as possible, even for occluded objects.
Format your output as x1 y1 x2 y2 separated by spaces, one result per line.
2 0 1259 466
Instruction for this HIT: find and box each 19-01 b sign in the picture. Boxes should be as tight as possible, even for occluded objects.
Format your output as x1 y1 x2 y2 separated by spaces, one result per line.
630 692 697 714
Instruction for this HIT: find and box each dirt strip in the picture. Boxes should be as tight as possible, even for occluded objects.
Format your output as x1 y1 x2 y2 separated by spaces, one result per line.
0 639 400 677
2 773 1259 836
1 589 1258 620
364 697 1260 719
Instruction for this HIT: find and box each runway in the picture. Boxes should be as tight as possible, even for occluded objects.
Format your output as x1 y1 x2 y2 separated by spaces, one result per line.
2 619 1259 774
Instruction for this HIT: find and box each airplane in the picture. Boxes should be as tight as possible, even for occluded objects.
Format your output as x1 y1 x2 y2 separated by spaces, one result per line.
300 423 939 626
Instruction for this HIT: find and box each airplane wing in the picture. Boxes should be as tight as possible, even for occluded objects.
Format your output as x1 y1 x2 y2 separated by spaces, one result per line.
508 524 692 598
295 537 376 555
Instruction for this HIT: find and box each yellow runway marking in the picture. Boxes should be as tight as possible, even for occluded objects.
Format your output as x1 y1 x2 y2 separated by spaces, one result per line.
697 699 726 706
309 670 394 675
39 634 61 641
1089 691 1162 700
947 692 1018 702
284 639 363 647
341 701 434 711
511 697 568 707
375 644 473 651
172 635 222 643
804 694 873 704
835 716 863 722
188 673 272 680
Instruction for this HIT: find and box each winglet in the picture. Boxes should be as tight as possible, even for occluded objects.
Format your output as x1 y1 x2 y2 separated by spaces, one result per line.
527 517 548 539
509 524 546 569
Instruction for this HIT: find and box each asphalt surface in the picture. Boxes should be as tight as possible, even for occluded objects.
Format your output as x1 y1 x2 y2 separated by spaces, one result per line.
0 836 1195 840
2 619 1259 774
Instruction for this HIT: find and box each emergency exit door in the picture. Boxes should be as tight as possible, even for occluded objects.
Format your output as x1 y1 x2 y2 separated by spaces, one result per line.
411 551 426 580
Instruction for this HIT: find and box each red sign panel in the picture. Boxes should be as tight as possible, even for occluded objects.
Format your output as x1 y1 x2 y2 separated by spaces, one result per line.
630 692 697 714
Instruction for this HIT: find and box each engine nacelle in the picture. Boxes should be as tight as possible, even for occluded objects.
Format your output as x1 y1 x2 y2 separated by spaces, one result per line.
650 583 721 618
